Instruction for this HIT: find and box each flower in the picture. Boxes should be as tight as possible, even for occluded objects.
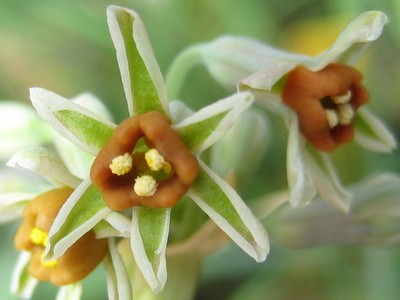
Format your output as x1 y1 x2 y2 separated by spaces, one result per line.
14 187 108 286
282 63 369 152
169 11 396 212
28 5 269 293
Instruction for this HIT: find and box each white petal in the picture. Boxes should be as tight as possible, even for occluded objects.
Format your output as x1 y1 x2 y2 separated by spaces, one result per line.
29 87 116 156
72 93 114 121
304 149 352 212
286 113 317 207
103 212 131 237
7 147 81 188
56 283 82 300
355 108 397 153
11 251 39 299
0 192 35 224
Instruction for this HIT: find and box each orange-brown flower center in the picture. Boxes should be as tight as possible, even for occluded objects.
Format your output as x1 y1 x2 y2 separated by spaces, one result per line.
282 63 369 152
90 111 199 210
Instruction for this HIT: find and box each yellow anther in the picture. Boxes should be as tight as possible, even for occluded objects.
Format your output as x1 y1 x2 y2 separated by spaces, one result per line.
163 162 172 174
109 153 133 175
338 104 354 125
145 149 167 171
325 109 339 128
134 175 158 196
332 90 352 104
30 227 48 247
41 251 58 268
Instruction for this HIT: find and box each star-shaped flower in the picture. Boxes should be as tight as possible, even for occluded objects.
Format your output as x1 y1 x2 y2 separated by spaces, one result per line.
29 6 269 293
170 11 396 212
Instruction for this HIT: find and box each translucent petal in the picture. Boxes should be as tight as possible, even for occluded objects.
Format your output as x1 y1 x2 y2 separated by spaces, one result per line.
56 283 82 300
173 92 253 153
44 178 111 260
107 6 170 117
7 147 81 188
187 160 269 262
30 88 116 156
104 238 132 300
355 108 397 153
130 207 170 292
0 192 35 224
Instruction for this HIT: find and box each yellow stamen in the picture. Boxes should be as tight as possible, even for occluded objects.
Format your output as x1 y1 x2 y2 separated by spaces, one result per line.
325 109 339 128
332 90 352 104
30 227 48 247
109 153 133 175
41 251 57 268
134 175 158 196
145 149 167 172
338 104 354 125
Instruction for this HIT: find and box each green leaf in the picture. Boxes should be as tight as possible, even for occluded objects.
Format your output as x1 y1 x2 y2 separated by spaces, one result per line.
45 179 111 260
173 92 253 153
130 207 170 292
108 6 170 116
187 160 269 262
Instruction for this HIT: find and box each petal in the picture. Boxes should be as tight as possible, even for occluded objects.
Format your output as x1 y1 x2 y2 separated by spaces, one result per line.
107 6 170 116
0 192 35 224
30 88 116 156
239 11 387 91
354 108 397 153
173 92 253 153
104 238 132 300
7 147 81 188
95 212 131 238
56 283 82 300
309 11 388 71
187 160 269 262
286 113 317 207
304 148 352 212
0 101 52 160
44 178 111 260
130 207 170 293
11 251 39 299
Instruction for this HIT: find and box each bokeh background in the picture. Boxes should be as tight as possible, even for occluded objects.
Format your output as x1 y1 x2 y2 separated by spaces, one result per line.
1 0 399 299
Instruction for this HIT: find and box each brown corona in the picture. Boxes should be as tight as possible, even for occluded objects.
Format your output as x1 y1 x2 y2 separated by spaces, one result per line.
282 63 369 152
90 111 198 210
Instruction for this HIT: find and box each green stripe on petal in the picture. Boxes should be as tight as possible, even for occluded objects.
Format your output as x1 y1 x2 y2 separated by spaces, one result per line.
11 252 38 299
30 88 116 156
174 92 253 153
130 207 170 293
44 179 111 260
54 110 114 154
187 160 269 262
107 6 170 116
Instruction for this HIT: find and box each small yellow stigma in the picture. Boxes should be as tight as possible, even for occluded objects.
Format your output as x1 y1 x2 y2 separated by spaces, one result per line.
30 227 48 247
134 175 158 196
145 148 171 173
41 251 58 268
109 153 133 175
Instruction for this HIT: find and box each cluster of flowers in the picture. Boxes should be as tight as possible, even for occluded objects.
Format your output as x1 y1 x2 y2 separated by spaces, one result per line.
0 6 397 300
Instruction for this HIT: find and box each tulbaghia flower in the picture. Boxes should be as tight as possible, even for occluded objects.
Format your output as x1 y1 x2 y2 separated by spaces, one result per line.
169 11 396 211
29 5 269 294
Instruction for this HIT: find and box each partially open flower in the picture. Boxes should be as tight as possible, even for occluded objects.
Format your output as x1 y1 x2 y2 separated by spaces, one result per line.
14 188 108 286
90 111 199 210
282 63 369 152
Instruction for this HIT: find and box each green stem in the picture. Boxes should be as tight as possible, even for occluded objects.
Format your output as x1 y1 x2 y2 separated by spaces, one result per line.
165 44 204 100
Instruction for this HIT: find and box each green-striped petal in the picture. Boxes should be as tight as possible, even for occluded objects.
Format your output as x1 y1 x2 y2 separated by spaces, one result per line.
11 251 38 299
187 160 269 262
107 6 170 117
173 92 253 153
130 207 170 292
30 88 116 156
44 178 111 260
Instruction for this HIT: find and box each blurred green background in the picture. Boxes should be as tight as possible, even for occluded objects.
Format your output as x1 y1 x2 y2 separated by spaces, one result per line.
1 0 399 299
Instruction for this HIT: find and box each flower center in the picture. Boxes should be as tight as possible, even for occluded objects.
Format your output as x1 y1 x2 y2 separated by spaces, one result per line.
91 111 199 210
282 63 369 152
